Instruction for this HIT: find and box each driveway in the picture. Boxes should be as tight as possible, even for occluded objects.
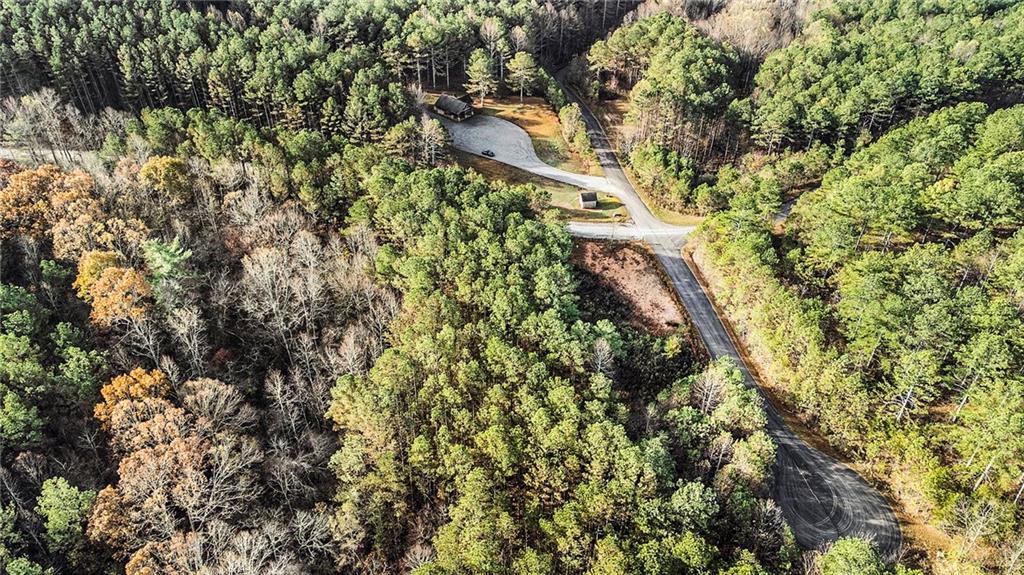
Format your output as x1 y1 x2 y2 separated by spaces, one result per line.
439 114 613 192
440 90 903 559
437 112 692 238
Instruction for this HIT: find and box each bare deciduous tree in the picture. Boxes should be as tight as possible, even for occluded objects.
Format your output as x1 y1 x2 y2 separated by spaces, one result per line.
691 368 727 415
169 306 211 377
182 378 257 434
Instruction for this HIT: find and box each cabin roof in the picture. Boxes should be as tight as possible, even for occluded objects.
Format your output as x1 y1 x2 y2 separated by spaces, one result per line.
435 94 472 115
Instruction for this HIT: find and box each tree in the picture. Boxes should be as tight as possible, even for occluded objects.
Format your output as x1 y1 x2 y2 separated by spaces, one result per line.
817 538 886 575
140 107 186 154
506 52 538 102
383 115 450 167
94 368 170 430
751 1 1024 149
0 165 59 241
383 117 420 165
343 66 411 144
87 268 153 328
36 477 96 557
320 96 344 136
955 379 1024 494
89 366 263 568
4 558 49 575
0 390 42 447
138 155 192 206
465 49 497 107
418 115 450 167
51 322 106 398
142 237 192 304
45 170 106 262
73 251 120 300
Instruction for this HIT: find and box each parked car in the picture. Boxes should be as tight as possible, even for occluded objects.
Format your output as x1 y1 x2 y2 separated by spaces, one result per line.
482 149 495 157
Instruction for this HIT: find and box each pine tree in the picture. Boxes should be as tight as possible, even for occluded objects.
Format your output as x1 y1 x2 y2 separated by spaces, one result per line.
505 51 538 103
464 49 497 107
320 96 344 136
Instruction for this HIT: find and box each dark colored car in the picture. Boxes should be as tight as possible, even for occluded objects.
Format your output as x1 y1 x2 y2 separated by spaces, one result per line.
482 149 495 157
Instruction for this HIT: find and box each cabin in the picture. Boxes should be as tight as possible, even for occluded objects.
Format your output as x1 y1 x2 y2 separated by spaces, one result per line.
434 94 474 121
579 191 598 209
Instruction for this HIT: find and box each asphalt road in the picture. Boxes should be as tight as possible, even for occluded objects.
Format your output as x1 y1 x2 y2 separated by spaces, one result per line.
441 89 903 558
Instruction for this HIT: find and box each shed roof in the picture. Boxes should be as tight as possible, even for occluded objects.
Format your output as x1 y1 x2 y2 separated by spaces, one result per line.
579 191 598 202
435 94 472 115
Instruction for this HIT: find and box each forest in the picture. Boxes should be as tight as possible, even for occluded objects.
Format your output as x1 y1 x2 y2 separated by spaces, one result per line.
0 0 1022 574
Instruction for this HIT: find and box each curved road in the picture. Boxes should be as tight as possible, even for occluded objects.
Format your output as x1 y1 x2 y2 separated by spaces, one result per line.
440 96 902 558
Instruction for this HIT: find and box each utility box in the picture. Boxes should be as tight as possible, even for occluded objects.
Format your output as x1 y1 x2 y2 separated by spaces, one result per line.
579 191 598 209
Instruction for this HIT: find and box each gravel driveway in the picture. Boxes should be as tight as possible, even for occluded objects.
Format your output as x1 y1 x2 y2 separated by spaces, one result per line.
437 114 617 193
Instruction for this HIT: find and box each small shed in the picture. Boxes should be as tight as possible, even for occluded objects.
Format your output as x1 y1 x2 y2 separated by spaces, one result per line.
579 191 598 209
434 94 474 121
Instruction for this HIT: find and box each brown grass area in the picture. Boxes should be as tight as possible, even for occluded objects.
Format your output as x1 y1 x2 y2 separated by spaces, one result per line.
572 240 685 335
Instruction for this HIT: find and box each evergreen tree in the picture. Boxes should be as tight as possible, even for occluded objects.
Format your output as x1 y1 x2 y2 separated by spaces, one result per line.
505 51 538 102
465 49 497 107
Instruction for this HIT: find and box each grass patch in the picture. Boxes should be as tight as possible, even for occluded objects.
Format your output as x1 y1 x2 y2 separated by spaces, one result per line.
618 164 705 227
548 187 628 223
453 150 627 223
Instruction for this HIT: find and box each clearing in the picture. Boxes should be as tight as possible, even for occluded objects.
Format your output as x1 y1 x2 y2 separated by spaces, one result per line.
572 240 685 335
428 92 602 177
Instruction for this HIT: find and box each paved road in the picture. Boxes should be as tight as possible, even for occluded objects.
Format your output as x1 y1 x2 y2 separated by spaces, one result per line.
442 91 902 558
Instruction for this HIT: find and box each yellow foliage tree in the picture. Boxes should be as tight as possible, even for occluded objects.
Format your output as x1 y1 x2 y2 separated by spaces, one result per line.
138 156 192 206
94 368 170 430
73 250 119 299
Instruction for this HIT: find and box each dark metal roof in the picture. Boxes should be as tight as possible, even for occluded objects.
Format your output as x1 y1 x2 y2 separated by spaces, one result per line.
435 94 472 115
579 191 598 201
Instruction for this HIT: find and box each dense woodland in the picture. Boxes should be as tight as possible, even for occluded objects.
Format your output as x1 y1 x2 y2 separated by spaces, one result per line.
578 0 1024 216
692 103 1024 575
0 0 1023 574
679 2 1024 571
0 111 797 574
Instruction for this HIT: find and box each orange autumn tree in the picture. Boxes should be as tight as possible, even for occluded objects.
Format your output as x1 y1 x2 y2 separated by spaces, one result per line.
47 170 105 261
0 163 150 264
94 368 170 430
0 164 60 240
88 267 153 327
89 371 263 569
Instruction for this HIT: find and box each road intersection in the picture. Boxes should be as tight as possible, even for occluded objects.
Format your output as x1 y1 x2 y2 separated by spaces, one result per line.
439 93 902 558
